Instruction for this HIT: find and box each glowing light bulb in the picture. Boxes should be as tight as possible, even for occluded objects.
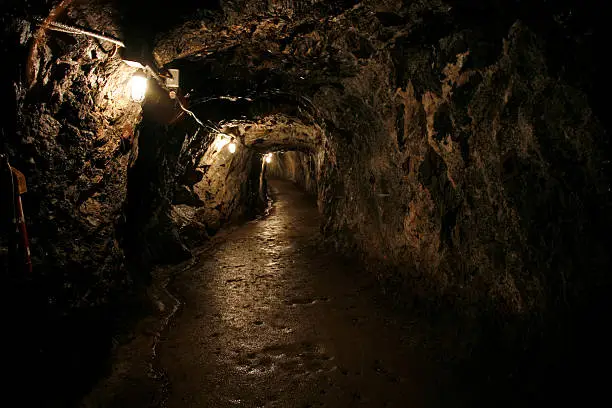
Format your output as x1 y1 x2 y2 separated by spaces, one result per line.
265 153 272 164
215 134 231 151
130 73 148 102
228 141 237 154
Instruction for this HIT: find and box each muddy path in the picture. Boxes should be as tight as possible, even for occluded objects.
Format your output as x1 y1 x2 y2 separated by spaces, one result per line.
156 179 471 407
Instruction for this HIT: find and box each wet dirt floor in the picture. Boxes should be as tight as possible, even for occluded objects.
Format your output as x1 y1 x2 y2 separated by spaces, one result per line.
158 179 470 408
79 178 610 408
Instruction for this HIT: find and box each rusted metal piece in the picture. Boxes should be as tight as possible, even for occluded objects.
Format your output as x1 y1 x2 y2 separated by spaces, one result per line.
15 196 32 274
10 166 27 194
9 166 32 273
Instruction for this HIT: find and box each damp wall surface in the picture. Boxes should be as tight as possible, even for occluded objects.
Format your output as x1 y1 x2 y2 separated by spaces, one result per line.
266 18 610 318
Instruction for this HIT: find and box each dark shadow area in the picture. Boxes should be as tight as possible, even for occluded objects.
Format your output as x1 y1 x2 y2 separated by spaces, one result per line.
3 275 151 407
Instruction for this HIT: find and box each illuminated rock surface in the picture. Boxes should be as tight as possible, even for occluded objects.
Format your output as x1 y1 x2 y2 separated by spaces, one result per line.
0 1 610 406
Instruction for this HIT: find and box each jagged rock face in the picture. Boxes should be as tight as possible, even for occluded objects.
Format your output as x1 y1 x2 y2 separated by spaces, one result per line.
1 1 146 405
155 0 609 314
3 0 142 308
315 23 608 314
233 116 325 153
172 132 266 246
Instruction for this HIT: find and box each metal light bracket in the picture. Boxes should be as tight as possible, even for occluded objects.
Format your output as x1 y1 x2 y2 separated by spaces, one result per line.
166 69 180 89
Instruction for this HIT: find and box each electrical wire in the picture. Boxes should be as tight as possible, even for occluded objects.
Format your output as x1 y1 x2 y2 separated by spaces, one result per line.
176 98 229 136
34 18 231 140
176 98 204 128
34 17 126 48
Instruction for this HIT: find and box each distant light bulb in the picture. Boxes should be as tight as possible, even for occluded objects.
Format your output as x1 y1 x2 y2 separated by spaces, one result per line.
130 73 148 102
228 142 237 154
215 134 230 151
265 153 272 164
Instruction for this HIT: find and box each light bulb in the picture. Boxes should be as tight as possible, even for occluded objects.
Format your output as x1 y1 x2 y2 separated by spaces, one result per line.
215 134 230 151
228 142 237 154
130 73 148 102
265 153 272 164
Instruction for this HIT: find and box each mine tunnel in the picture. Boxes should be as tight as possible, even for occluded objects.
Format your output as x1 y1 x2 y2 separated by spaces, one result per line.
0 0 610 407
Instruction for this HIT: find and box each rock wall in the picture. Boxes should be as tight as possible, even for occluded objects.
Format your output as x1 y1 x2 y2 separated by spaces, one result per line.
172 132 267 247
0 1 147 405
213 1 610 317
2 0 140 291
315 22 609 315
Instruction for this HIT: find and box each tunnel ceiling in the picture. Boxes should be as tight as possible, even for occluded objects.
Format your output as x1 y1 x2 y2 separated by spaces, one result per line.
150 0 390 152
146 0 607 150
146 0 455 154
222 115 324 153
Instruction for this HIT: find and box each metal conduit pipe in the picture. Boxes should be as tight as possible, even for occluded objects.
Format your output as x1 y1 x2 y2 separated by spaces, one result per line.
34 17 126 48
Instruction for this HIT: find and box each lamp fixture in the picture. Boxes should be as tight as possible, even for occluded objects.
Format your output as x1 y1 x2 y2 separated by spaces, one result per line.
215 135 230 151
215 133 238 153
265 153 272 164
228 141 237 154
166 69 180 89
130 71 148 103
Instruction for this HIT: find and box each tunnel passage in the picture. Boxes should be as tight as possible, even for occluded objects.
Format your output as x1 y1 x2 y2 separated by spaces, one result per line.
267 151 321 196
1 0 611 406
160 114 326 252
121 82 329 265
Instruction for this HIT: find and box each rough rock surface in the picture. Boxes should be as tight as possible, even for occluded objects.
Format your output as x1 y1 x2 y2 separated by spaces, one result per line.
1 1 146 405
268 151 321 195
0 0 610 405
1 0 140 301
155 0 610 316
171 131 267 246
314 22 609 315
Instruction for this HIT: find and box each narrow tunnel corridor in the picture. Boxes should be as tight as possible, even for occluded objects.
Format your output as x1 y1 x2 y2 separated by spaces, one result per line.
92 178 472 407
82 178 607 408
160 179 452 407
1 0 611 407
